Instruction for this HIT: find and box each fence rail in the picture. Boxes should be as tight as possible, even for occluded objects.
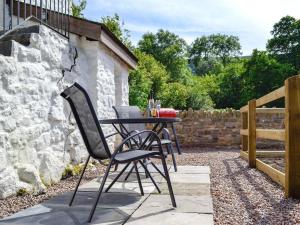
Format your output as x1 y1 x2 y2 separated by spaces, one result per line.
1 0 70 37
240 74 300 198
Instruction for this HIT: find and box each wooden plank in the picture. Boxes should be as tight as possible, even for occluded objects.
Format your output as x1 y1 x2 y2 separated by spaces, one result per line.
240 129 248 136
69 17 101 41
240 150 248 161
240 105 248 112
285 75 300 198
242 112 248 151
256 159 285 187
248 100 256 168
256 151 285 158
256 108 285 114
256 129 285 141
256 86 285 107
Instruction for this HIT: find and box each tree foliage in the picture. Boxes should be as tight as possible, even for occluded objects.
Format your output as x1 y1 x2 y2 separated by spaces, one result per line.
138 30 191 82
212 61 245 109
129 50 169 109
240 50 296 104
71 0 86 18
189 34 241 75
101 14 133 50
158 83 189 109
267 16 300 70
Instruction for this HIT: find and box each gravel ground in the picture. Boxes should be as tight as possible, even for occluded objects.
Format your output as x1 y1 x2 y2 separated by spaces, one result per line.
1 147 300 225
260 157 285 173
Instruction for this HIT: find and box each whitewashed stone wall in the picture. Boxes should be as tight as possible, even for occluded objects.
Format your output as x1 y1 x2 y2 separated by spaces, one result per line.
0 25 130 198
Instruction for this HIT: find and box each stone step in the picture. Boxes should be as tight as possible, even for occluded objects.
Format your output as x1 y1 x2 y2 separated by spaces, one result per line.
0 40 13 56
0 25 40 56
4 25 40 37
0 33 32 46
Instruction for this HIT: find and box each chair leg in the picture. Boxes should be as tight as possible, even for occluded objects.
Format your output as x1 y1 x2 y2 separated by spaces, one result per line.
105 162 131 193
124 165 134 181
169 144 177 172
114 163 119 172
143 158 149 178
69 155 90 206
150 162 166 180
139 160 161 194
88 160 113 222
160 154 177 207
171 123 182 155
134 161 144 196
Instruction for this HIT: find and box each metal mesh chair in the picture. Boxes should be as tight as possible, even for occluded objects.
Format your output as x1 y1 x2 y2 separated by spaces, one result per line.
61 83 176 222
113 106 178 172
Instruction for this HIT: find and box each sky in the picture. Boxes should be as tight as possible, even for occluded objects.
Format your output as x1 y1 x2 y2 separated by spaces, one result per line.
83 0 300 56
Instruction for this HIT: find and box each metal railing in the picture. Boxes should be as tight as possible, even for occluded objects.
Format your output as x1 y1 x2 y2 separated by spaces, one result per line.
1 0 70 38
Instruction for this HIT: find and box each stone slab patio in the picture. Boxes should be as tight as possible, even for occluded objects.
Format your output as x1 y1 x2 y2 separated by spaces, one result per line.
0 165 213 225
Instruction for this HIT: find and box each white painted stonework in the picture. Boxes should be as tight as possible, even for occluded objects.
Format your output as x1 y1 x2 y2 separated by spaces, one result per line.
0 25 130 198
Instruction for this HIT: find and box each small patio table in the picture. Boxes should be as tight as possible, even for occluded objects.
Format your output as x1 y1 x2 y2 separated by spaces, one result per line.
99 117 182 154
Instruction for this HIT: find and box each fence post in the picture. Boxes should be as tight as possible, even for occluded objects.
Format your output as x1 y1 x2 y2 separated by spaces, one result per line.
285 75 300 198
248 99 256 168
242 112 248 151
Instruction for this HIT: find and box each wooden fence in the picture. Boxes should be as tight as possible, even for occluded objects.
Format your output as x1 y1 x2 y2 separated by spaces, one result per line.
240 74 300 198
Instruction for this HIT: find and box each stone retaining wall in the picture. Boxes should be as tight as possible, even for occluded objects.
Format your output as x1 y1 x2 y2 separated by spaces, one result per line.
173 109 285 148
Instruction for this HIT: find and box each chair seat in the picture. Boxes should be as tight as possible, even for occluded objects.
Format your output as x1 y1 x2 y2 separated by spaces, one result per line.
114 150 160 163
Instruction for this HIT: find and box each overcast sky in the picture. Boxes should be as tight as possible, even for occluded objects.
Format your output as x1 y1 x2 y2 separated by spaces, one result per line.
83 0 300 55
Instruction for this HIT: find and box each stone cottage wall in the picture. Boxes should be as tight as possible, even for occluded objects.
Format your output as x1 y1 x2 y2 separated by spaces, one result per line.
0 25 129 198
174 109 284 148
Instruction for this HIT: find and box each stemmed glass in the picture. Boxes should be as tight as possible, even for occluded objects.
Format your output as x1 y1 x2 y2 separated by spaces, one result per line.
155 100 161 117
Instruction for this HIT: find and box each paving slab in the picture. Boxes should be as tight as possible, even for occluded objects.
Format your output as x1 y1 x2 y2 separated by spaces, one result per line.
160 182 211 196
1 204 133 225
169 173 211 184
125 194 213 225
79 179 158 194
1 165 213 225
171 165 211 174
128 194 213 214
45 191 148 210
116 163 171 174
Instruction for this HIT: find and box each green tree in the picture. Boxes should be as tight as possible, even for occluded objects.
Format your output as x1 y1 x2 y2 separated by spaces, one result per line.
101 14 133 49
241 50 296 105
138 29 191 82
158 83 188 109
213 61 245 109
71 0 86 18
267 16 300 70
189 34 241 75
129 50 169 109
186 77 214 110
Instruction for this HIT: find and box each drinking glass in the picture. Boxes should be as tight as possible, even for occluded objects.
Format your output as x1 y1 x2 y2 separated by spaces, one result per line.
156 100 161 117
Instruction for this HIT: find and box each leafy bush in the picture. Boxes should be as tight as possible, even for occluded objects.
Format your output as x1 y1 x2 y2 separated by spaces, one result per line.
158 82 188 109
129 50 168 109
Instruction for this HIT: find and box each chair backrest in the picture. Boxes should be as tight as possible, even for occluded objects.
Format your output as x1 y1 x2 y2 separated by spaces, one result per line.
61 83 111 160
112 106 146 134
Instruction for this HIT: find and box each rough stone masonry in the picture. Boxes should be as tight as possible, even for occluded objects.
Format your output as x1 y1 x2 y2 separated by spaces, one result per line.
0 25 130 198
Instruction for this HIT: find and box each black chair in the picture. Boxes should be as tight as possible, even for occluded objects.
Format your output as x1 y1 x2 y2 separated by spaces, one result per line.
113 106 178 172
61 83 176 222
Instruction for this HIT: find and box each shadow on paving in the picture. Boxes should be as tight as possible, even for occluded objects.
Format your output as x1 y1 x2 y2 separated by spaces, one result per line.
0 191 143 225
